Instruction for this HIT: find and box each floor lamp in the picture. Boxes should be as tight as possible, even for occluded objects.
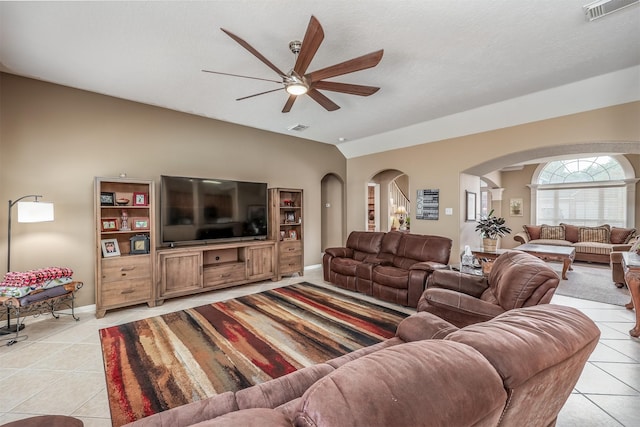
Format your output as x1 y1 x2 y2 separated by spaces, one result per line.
1 195 54 335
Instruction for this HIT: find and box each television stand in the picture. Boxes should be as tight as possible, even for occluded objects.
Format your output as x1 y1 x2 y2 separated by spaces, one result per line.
156 240 277 304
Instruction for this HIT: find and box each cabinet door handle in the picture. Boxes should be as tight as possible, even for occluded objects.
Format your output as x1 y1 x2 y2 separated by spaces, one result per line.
121 289 135 295
121 266 136 272
220 273 231 278
287 247 296 252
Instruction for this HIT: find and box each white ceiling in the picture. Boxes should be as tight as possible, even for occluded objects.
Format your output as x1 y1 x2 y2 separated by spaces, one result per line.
1 1 639 158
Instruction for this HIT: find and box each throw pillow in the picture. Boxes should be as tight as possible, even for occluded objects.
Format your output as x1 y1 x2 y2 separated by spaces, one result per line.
578 226 610 243
540 225 565 240
610 227 637 244
630 236 640 254
560 223 579 243
522 225 542 241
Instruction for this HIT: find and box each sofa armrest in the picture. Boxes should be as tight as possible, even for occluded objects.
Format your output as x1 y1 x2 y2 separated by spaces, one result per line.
514 231 529 244
410 261 449 272
324 247 354 258
610 251 625 263
426 269 489 298
611 244 632 252
396 312 459 341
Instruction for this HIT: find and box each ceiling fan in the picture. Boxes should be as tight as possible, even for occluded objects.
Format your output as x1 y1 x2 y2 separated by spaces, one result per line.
202 15 383 113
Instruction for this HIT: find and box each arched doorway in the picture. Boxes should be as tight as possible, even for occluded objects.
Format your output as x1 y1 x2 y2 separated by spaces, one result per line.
368 169 409 232
320 173 345 251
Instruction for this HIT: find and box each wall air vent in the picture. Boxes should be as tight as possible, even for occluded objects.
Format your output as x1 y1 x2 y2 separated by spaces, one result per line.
287 124 309 132
584 0 639 21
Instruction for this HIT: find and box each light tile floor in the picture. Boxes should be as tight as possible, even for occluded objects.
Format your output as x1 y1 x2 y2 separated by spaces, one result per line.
0 266 638 426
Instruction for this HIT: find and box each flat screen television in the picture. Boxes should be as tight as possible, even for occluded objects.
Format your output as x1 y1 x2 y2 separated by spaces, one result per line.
160 175 268 246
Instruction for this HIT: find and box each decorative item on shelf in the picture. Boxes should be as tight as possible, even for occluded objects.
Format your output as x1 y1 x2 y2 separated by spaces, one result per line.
288 230 298 240
283 199 294 207
100 192 115 206
133 192 148 206
131 217 150 231
116 198 130 206
280 230 286 241
285 212 295 223
101 218 119 232
129 234 150 254
101 238 120 257
119 210 130 231
475 209 512 252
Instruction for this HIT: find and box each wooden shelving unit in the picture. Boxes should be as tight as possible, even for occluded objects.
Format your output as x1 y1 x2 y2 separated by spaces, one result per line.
94 177 156 318
268 188 304 280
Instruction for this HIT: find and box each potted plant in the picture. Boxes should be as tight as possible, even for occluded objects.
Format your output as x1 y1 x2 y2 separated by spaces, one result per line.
475 209 512 251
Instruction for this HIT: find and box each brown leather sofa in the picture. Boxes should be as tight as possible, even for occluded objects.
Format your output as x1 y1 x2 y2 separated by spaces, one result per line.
323 231 452 307
124 304 600 427
417 250 560 327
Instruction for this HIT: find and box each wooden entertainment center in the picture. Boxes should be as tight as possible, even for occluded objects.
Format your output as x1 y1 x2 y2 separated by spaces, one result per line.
95 177 304 317
155 240 275 304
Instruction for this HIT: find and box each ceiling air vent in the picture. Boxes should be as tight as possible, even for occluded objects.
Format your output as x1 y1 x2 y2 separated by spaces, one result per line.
584 0 639 21
287 124 309 132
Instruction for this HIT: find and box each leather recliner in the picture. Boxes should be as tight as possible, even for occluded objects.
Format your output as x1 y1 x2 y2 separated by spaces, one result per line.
417 250 559 327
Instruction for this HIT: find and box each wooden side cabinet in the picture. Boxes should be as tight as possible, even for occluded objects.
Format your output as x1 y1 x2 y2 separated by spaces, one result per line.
95 177 156 318
268 188 304 280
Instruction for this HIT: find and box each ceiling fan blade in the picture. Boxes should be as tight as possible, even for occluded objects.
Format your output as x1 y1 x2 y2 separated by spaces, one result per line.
202 69 282 84
236 87 285 101
306 49 384 83
221 28 286 77
307 88 340 111
282 95 297 113
312 81 380 96
293 15 324 76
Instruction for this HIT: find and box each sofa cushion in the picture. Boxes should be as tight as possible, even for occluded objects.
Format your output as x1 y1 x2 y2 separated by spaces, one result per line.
191 408 292 427
371 265 409 289
540 224 565 240
379 231 403 256
560 223 580 243
528 239 573 247
330 258 362 276
578 225 610 243
293 341 506 427
523 224 542 240
573 242 613 256
345 231 385 261
610 227 636 244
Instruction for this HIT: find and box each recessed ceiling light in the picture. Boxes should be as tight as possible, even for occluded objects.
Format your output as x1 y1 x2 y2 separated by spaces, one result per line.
338 137 347 142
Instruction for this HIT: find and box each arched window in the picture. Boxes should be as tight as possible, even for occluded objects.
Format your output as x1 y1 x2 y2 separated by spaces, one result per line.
530 155 636 227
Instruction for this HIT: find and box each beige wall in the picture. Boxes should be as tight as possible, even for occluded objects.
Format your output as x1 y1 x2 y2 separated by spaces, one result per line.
347 102 640 262
0 74 346 307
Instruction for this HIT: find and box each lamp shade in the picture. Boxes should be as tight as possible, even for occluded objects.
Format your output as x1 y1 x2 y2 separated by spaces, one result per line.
17 201 54 223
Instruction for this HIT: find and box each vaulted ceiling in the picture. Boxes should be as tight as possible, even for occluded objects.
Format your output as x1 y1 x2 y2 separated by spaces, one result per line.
1 1 639 158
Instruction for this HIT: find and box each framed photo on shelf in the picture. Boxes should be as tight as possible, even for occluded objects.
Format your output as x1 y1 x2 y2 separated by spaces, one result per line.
100 192 115 206
131 217 150 231
133 192 148 206
101 238 121 257
129 234 150 254
101 218 119 232
285 212 295 223
288 229 298 240
280 230 286 241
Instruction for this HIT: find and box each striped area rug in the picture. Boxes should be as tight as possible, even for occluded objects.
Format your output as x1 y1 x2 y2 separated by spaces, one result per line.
99 282 409 426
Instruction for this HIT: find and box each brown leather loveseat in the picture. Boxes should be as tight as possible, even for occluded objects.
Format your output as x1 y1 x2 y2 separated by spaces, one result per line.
124 304 600 427
323 231 452 307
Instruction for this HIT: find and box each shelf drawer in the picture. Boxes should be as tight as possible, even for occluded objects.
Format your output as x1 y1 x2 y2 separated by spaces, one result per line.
279 254 303 274
102 256 151 282
280 240 302 255
101 278 152 306
203 263 246 288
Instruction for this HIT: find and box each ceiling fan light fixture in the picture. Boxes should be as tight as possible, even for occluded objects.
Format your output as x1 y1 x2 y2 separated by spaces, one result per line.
285 83 308 96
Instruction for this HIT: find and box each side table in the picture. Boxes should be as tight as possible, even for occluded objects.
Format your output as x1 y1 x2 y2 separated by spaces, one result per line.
622 252 640 337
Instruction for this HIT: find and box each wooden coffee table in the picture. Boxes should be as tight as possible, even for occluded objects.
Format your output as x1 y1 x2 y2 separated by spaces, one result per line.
472 245 575 280
514 243 575 280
